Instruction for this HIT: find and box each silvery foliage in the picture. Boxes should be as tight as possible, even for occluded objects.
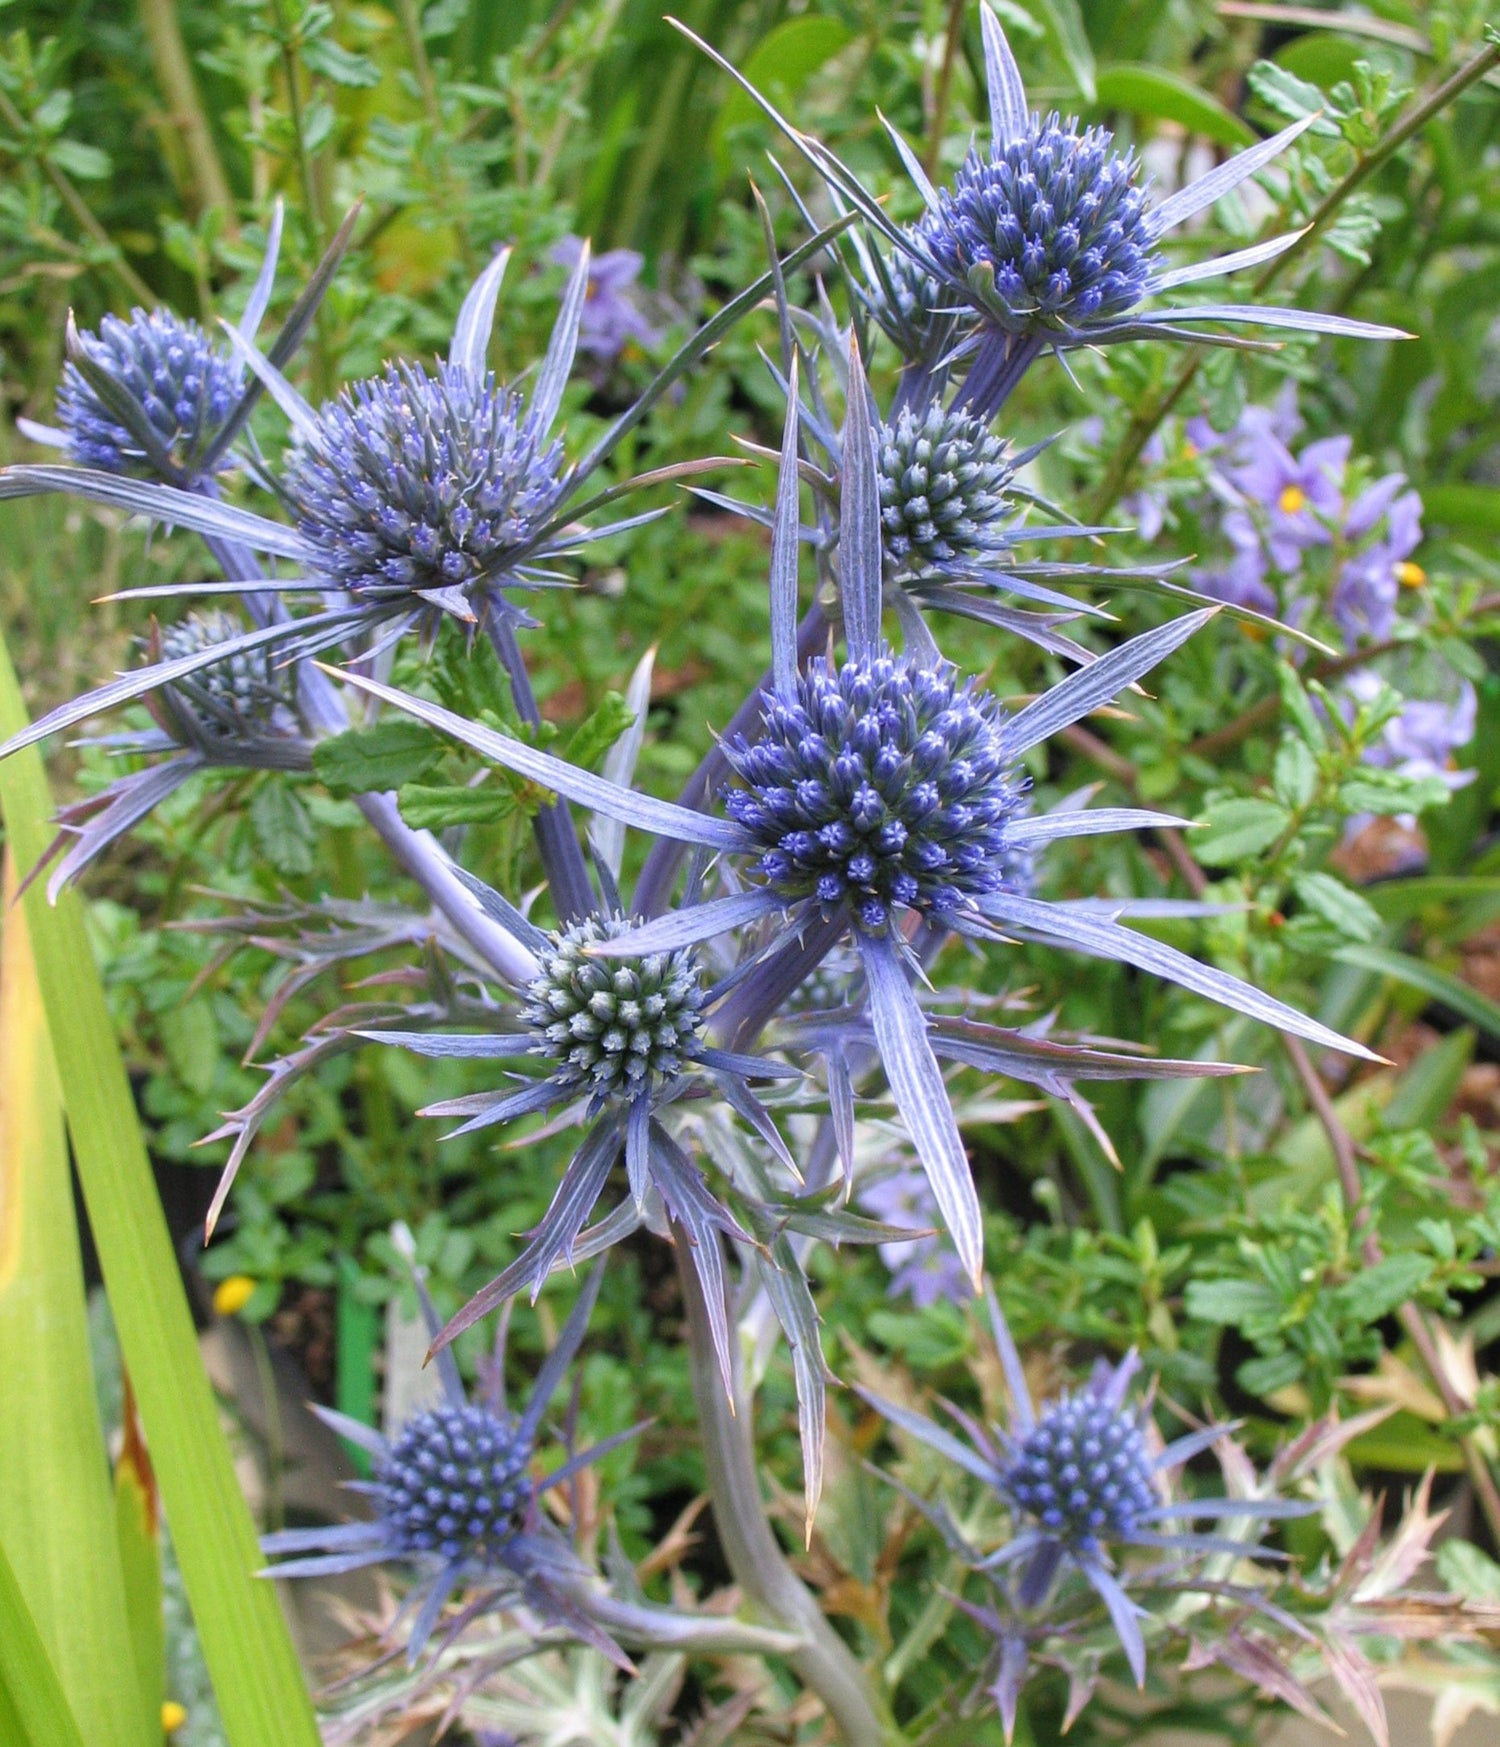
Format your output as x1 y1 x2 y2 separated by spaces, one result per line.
0 5 1403 1710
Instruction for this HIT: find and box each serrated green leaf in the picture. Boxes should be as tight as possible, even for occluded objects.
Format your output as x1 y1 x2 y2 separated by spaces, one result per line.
0 633 321 1747
249 781 314 876
1332 1253 1432 1325
1338 768 1452 817
1194 797 1290 865
313 719 447 797
562 691 640 772
1292 871 1380 944
1092 65 1253 148
1437 1539 1500 1600
397 782 514 830
1247 60 1342 134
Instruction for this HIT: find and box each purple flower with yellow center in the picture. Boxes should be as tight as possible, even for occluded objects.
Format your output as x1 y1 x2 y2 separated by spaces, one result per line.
325 343 1377 1296
550 236 661 362
856 1291 1311 1732
857 1168 972 1307
1333 482 1424 643
261 1262 641 1666
1222 431 1350 574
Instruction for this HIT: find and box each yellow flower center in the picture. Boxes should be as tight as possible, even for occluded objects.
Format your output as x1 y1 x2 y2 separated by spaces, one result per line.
1182 439 1199 460
212 1275 257 1317
1278 485 1307 515
1396 561 1426 589
162 1702 188 1733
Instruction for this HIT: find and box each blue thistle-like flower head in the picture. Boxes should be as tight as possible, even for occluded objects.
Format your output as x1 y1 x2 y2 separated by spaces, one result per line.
57 309 240 476
523 916 707 1103
878 404 1016 570
156 609 286 740
722 653 1026 936
923 116 1156 336
864 226 953 363
1000 1389 1158 1556
376 1402 532 1565
288 361 567 609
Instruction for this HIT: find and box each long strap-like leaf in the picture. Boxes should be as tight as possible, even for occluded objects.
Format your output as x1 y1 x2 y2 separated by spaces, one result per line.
0 633 320 1747
0 856 153 1747
0 1535 90 1747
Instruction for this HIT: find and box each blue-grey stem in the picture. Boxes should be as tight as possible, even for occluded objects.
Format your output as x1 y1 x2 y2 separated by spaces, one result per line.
199 529 539 985
707 907 847 1054
634 603 830 919
951 331 1046 422
484 614 596 924
673 1222 895 1747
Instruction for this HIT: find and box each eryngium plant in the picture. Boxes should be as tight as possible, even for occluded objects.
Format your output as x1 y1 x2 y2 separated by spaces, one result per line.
0 7 1435 1738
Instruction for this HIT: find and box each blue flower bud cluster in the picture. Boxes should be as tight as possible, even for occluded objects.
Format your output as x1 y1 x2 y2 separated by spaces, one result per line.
879 404 1015 569
376 1403 531 1565
288 362 566 604
723 655 1025 935
57 310 239 476
158 609 282 736
866 228 951 361
524 915 707 1101
1001 1392 1159 1552
924 116 1155 333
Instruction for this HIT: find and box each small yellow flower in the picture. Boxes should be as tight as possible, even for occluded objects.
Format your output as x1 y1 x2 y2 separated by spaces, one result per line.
161 1700 188 1734
1277 484 1307 515
1182 438 1199 460
212 1275 256 1317
1396 560 1427 589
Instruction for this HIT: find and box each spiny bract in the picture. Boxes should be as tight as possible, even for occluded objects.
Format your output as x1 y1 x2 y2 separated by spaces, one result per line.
524 916 707 1102
1001 1393 1159 1551
58 309 240 476
878 404 1015 569
923 116 1156 333
288 362 566 605
376 1403 531 1564
723 655 1025 936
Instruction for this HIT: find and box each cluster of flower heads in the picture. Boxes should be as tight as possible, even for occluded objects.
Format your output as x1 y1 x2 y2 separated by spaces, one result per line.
523 916 707 1105
156 608 287 741
57 308 241 477
288 362 567 614
858 1292 1311 1729
722 654 1027 935
877 403 1016 570
918 116 1156 334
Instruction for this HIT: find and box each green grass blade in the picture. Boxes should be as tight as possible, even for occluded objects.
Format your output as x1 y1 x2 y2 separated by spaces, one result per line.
0 1534 90 1747
0 856 153 1747
1336 943 1500 1048
0 633 320 1747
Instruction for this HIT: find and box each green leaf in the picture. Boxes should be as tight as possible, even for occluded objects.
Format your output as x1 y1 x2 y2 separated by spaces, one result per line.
249 781 314 877
301 37 381 87
115 1421 164 1727
1194 797 1290 865
313 719 447 797
1338 768 1452 817
712 17 853 171
397 782 514 830
1030 0 1096 104
1273 739 1318 811
1183 1277 1279 1325
1291 872 1380 944
1336 943 1500 1047
49 139 110 180
0 866 152 1747
1246 61 1342 135
1423 483 1500 535
0 1536 89 1747
1332 1253 1433 1325
1092 65 1253 148
562 691 638 771
1437 1540 1500 1601
0 633 321 1747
